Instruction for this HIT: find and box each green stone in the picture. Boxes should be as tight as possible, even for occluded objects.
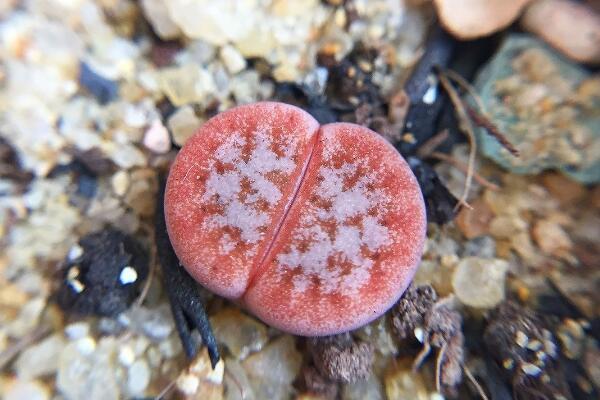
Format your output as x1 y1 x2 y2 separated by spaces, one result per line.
474 34 600 183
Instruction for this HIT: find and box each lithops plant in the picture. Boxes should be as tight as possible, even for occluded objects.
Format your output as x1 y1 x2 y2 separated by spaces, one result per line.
164 102 426 336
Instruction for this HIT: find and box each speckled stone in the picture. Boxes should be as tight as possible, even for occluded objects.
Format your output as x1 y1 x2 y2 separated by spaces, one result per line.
474 34 600 183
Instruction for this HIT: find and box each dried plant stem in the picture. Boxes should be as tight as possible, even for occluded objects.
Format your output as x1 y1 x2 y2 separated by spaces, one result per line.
135 248 156 307
437 70 477 211
156 378 176 400
435 342 447 393
225 368 247 400
443 68 487 113
464 365 489 400
412 340 432 371
429 152 500 191
466 105 520 157
443 67 519 158
416 129 450 158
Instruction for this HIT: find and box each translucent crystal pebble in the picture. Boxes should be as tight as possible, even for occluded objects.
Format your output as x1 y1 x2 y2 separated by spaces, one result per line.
452 257 509 309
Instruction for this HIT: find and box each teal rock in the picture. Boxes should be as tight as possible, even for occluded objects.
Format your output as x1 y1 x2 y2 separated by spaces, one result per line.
474 34 600 184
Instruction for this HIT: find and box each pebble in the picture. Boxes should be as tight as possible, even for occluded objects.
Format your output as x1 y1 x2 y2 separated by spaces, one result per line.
64 322 90 340
4 379 50 400
413 259 454 297
79 61 119 105
168 105 202 146
57 338 120 400
158 334 183 359
159 63 217 107
532 219 572 257
210 307 269 360
146 346 162 368
455 197 494 239
67 244 84 261
76 336 97 355
15 334 66 379
109 143 147 169
355 316 398 356
127 359 151 395
521 0 600 64
141 0 182 40
489 215 527 239
118 345 136 366
462 236 496 259
5 297 46 337
124 169 157 217
220 45 247 74
521 362 542 376
120 304 174 341
176 348 225 399
242 335 302 400
452 257 509 309
111 170 130 197
223 359 255 400
142 118 171 154
541 173 586 206
434 0 533 39
342 373 385 400
384 359 429 400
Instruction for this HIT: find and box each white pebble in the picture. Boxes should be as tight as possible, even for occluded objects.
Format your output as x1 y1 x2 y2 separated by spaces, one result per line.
220 45 247 74
119 266 138 285
111 171 130 197
119 345 136 367
127 359 151 395
521 362 542 376
414 327 425 343
65 322 90 340
176 374 200 395
4 380 49 400
76 337 96 355
67 244 84 261
143 119 171 154
515 331 528 348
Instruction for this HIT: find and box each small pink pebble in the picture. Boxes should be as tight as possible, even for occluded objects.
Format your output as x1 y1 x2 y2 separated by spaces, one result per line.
165 102 426 336
143 119 172 154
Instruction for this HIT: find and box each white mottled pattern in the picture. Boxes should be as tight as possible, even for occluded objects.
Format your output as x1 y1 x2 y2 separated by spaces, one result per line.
201 127 297 252
276 157 392 296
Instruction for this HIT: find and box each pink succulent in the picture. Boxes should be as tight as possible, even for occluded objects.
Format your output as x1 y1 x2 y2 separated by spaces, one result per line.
165 102 426 336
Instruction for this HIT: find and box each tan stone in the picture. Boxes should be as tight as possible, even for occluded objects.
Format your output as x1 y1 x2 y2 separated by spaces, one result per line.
522 0 600 64
540 172 586 206
434 0 533 39
532 219 573 256
455 197 494 239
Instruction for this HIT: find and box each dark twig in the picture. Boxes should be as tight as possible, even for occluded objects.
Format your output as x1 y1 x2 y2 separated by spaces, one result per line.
466 105 520 157
416 129 450 159
436 69 477 211
155 177 220 368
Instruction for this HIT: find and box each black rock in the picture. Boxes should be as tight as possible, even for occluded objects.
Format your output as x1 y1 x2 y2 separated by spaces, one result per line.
400 28 455 156
56 228 149 317
79 61 119 105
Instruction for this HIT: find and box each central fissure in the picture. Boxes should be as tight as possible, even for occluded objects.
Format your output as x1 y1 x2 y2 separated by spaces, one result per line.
243 128 322 295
